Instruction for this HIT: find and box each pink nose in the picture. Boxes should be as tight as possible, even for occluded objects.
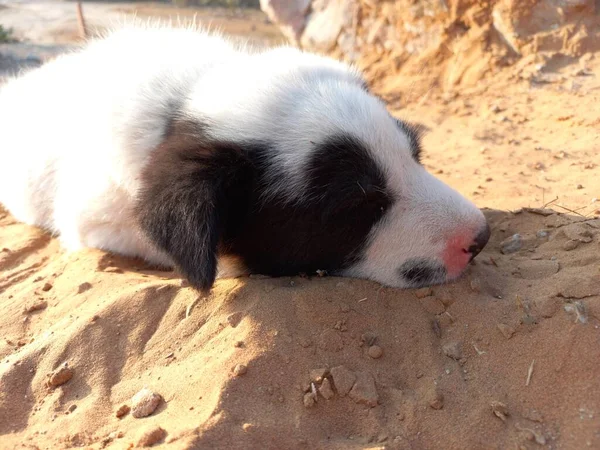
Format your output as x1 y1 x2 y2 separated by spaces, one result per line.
443 224 491 277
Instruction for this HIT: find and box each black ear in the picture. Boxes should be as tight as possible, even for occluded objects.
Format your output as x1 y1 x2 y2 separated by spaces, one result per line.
135 124 254 292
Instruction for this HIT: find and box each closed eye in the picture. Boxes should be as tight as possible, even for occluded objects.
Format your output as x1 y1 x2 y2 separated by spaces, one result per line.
395 118 423 164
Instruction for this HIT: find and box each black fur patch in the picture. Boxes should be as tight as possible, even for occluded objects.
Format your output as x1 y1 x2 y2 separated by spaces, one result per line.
137 122 392 290
398 258 447 287
135 120 258 292
225 134 392 277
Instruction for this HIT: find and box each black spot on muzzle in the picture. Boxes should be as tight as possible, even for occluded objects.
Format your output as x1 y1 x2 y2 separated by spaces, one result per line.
398 258 447 287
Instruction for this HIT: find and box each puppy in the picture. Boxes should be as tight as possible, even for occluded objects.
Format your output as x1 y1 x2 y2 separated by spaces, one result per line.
0 23 490 291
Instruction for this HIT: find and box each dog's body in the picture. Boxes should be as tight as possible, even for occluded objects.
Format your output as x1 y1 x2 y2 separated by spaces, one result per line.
0 23 490 291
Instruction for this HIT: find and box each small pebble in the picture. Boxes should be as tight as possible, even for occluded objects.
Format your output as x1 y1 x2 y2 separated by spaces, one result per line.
136 426 166 447
491 401 509 421
367 345 383 359
233 364 247 376
429 389 444 410
227 312 243 328
563 239 579 251
131 388 162 418
47 363 74 388
67 404 77 414
234 340 244 348
309 368 328 383
303 392 316 408
415 287 433 298
42 282 53 292
319 378 334 400
497 323 515 339
77 282 93 294
500 234 523 254
116 404 130 419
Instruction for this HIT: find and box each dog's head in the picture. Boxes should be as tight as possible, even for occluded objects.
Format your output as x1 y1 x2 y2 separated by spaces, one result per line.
136 47 490 291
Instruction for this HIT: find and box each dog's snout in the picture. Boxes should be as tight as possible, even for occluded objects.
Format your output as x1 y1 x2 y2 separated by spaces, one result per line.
467 223 491 261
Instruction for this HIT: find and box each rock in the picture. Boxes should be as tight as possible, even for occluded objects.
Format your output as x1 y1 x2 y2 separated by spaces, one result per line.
500 234 523 254
319 378 334 400
136 426 166 447
116 404 130 419
47 363 74 388
309 368 328 383
414 287 433 299
367 345 383 359
491 401 509 421
42 282 53 292
300 0 355 52
497 323 515 339
442 342 463 360
429 388 444 410
516 260 560 279
330 365 356 396
348 371 378 407
131 388 162 418
303 392 316 408
77 282 93 294
67 404 77 414
233 364 247 377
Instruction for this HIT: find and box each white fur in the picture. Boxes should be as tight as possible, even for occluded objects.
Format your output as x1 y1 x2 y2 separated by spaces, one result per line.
0 22 486 288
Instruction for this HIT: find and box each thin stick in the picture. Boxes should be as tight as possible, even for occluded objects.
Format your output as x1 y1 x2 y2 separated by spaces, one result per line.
526 359 535 386
76 1 88 40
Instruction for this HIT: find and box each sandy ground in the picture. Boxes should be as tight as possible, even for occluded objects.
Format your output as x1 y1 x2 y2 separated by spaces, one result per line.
1 2 599 449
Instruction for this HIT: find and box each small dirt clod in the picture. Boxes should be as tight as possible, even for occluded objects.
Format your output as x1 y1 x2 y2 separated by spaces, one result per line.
24 300 48 314
233 364 247 376
47 363 74 388
116 404 130 419
136 426 166 447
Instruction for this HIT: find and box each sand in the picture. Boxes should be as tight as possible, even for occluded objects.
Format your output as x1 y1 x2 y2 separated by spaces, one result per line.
1 2 599 449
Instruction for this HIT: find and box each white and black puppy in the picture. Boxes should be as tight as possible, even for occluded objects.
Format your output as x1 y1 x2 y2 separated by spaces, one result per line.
0 23 490 292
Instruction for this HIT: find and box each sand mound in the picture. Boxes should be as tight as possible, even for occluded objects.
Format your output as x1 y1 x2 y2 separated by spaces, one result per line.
2 206 600 449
